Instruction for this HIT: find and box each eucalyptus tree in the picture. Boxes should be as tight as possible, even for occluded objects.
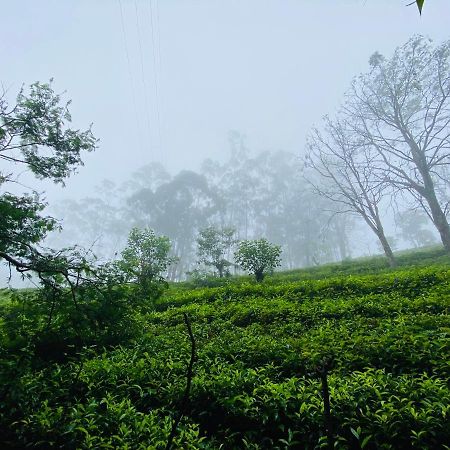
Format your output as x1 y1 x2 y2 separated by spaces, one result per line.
203 145 353 268
201 131 258 239
128 170 220 279
249 150 339 267
122 162 171 194
343 37 450 252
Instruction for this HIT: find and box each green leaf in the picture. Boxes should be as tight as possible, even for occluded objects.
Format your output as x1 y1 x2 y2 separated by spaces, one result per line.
350 427 360 440
416 0 424 14
361 435 372 448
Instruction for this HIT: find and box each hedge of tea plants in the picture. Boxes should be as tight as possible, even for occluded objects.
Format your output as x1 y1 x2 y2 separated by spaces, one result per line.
0 252 449 449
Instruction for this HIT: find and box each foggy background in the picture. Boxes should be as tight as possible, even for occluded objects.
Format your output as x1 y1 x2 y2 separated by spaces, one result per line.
2 0 450 283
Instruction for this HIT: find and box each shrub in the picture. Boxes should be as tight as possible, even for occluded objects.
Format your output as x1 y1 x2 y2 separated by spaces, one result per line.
234 239 282 282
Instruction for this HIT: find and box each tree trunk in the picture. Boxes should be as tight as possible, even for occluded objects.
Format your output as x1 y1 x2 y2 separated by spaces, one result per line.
421 180 450 252
255 270 264 282
410 142 450 252
377 231 396 267
361 211 396 267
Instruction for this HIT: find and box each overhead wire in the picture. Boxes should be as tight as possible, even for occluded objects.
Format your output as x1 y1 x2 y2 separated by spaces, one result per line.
134 0 154 159
155 0 166 166
155 0 163 74
148 0 163 159
117 0 144 157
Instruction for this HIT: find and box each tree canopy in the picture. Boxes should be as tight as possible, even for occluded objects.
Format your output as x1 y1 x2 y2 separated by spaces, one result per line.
235 238 282 282
196 226 236 277
0 80 97 282
118 227 177 297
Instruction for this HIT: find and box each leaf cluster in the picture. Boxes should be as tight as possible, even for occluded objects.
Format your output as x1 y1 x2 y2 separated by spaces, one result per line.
1 80 97 184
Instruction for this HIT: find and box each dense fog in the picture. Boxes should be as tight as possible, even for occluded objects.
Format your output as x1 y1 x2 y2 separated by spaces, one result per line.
2 0 449 284
3 4 450 448
44 137 439 281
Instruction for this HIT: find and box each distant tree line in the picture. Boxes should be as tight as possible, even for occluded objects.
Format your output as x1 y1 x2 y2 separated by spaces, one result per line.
38 36 449 281
49 144 356 281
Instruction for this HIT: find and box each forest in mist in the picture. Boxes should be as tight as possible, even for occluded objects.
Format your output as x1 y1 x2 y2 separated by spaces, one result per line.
2 1 448 287
47 129 438 282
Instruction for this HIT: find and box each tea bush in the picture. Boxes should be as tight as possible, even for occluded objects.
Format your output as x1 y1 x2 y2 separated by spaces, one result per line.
1 249 449 448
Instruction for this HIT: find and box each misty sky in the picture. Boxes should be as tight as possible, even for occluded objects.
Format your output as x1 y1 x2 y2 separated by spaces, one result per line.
2 0 450 202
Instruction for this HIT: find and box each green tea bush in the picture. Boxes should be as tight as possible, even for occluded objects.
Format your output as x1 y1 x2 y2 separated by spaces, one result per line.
1 250 449 448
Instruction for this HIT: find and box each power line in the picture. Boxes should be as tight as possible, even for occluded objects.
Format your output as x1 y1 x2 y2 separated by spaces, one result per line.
148 0 163 157
155 0 163 74
155 0 166 166
117 0 144 156
134 0 154 158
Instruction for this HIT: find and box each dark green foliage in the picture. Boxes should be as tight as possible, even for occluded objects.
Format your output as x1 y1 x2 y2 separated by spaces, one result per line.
416 0 424 14
0 251 449 448
1 267 143 357
1 80 96 184
1 227 177 360
117 227 177 299
235 238 282 282
0 193 56 257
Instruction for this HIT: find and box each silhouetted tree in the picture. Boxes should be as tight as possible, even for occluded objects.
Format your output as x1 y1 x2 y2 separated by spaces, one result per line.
306 117 397 267
343 36 450 252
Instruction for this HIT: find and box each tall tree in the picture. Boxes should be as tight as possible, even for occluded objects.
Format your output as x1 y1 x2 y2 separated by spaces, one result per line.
343 36 450 252
196 226 236 277
201 132 257 239
306 117 397 267
0 80 96 278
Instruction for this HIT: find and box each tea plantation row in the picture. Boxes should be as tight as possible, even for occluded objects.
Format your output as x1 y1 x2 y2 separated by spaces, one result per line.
0 258 449 448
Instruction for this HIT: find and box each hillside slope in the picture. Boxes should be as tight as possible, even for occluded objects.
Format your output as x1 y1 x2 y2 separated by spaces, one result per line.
1 249 449 449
